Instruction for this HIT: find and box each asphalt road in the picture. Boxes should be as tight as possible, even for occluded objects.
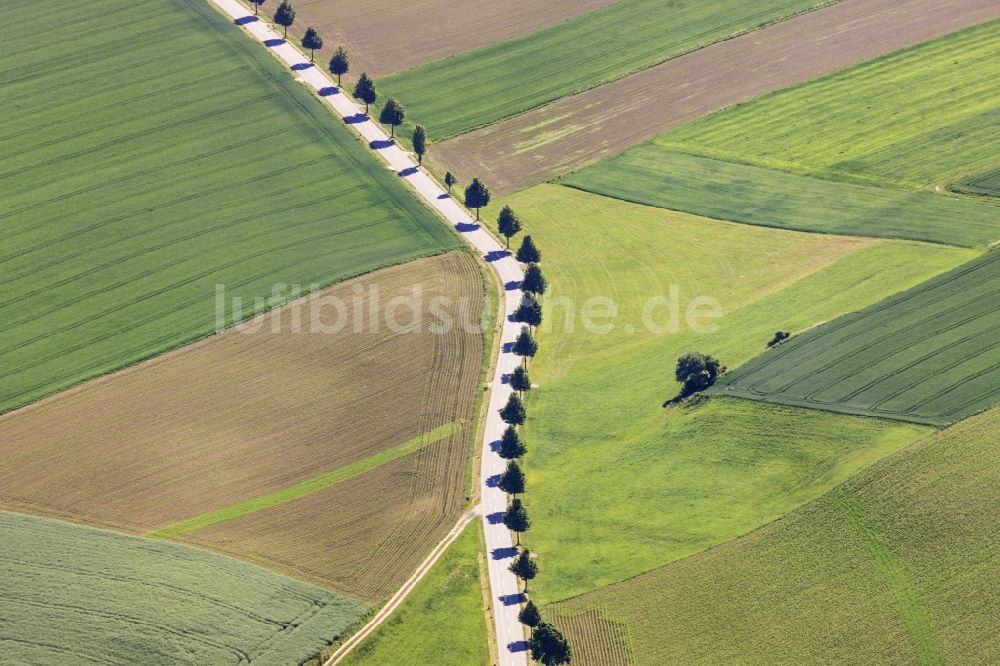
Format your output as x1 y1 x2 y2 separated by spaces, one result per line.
211 1 531 662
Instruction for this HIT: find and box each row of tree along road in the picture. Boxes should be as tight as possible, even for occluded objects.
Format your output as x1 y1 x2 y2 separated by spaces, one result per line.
247 3 571 662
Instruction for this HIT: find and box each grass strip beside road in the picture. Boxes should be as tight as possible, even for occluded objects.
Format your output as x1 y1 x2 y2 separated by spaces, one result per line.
149 420 463 538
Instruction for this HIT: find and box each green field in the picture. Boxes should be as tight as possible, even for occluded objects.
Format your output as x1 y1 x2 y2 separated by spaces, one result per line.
548 405 1000 665
563 150 1000 247
715 249 1000 426
338 524 490 666
0 511 367 664
956 165 1000 198
500 185 972 602
652 21 1000 188
0 0 456 413
377 0 828 141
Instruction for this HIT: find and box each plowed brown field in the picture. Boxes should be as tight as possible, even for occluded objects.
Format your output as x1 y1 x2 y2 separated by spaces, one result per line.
0 253 486 544
435 0 1000 194
270 0 613 78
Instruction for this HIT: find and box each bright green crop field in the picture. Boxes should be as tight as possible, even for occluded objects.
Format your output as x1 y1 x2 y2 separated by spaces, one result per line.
548 405 1000 665
0 511 367 664
654 21 1000 188
563 150 1000 247
499 185 972 603
337 524 490 666
0 0 455 413
715 249 1000 426
377 0 829 141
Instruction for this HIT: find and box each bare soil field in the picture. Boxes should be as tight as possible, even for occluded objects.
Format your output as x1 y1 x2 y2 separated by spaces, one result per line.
435 0 1000 194
273 0 614 78
0 253 486 534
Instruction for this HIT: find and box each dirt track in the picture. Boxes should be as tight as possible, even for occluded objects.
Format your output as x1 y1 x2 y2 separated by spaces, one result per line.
435 0 1000 195
280 0 613 78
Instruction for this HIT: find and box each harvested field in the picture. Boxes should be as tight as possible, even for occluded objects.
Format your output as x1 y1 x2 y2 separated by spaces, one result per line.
714 249 1000 425
0 511 368 665
0 253 486 538
273 0 614 78
546 405 1000 665
659 19 1000 188
178 423 473 602
0 0 455 413
435 0 1000 194
379 0 829 142
563 150 1000 248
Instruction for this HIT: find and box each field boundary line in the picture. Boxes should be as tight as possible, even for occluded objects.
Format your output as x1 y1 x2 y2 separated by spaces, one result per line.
322 507 481 665
146 420 463 539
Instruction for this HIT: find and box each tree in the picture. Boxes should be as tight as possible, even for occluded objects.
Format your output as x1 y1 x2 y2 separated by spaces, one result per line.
273 1 295 38
503 498 530 545
249 0 265 15
353 73 377 114
530 623 572 666
498 425 527 459
464 178 491 221
509 366 531 395
508 548 538 592
497 205 522 249
674 352 725 400
499 393 526 426
518 600 542 628
767 330 790 348
516 235 541 264
328 46 349 86
514 292 542 329
444 171 457 194
512 327 538 367
412 125 427 165
379 97 406 138
301 26 323 61
498 460 526 497
521 263 547 296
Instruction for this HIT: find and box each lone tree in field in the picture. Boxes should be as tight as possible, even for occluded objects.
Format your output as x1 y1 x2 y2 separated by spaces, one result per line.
514 292 543 329
516 235 541 264
498 460 526 497
353 73 377 114
328 46 349 85
498 425 527 459
301 26 323 61
504 498 531 545
412 125 427 164
379 97 406 138
444 171 457 194
499 393 527 426
509 366 531 395
274 1 295 38
249 0 265 15
497 205 522 249
672 352 725 402
531 623 572 666
767 330 790 348
521 264 547 295
509 548 538 592
464 178 491 221
519 600 542 628
512 327 538 367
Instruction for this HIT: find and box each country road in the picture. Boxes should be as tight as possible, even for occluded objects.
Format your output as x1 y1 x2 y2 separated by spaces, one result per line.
210 1 531 663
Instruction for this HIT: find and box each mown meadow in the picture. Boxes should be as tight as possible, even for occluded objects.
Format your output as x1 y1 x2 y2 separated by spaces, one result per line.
499 185 973 603
548 404 1000 665
0 0 455 413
